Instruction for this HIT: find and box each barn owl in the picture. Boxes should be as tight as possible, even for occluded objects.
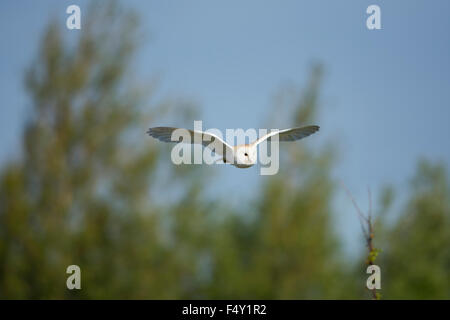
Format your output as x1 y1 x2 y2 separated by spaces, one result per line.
147 125 319 168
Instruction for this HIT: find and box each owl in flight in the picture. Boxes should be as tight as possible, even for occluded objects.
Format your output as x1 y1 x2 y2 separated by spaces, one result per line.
147 125 319 168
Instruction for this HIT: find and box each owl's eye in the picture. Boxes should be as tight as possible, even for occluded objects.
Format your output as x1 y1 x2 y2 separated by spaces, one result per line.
244 153 248 157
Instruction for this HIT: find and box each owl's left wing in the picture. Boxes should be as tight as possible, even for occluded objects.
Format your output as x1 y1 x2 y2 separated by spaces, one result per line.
253 125 320 146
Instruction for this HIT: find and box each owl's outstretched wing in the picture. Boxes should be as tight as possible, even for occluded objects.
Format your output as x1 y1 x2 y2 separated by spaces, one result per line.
253 125 320 146
147 127 234 157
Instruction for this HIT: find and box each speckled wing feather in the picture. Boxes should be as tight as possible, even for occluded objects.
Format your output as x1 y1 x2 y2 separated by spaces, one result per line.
254 125 320 145
147 127 234 157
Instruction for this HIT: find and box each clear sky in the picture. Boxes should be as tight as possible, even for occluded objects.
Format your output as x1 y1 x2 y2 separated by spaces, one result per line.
1 0 450 255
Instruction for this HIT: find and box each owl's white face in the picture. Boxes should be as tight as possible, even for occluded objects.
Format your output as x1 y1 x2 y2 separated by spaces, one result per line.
233 145 257 168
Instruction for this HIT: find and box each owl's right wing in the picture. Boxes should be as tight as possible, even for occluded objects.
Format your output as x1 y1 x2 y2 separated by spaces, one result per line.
147 127 234 157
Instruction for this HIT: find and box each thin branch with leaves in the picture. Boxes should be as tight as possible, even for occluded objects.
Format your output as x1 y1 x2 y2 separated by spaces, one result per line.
341 182 381 300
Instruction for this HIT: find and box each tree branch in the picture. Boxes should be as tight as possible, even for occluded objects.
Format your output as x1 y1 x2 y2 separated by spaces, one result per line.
341 182 380 300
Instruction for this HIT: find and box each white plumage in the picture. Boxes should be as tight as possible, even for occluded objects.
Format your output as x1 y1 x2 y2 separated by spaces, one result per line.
147 125 319 168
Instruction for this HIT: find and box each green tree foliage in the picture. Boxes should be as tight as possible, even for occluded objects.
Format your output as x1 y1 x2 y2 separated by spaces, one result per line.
0 3 167 299
377 160 450 299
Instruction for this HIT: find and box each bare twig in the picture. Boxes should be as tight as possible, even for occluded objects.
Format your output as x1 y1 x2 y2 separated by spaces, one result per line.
341 182 369 237
341 181 380 300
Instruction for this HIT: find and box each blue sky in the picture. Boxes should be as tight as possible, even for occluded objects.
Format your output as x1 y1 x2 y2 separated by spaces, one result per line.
1 0 450 255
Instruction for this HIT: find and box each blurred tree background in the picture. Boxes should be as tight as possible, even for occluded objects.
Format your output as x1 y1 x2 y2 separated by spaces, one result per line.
0 3 449 299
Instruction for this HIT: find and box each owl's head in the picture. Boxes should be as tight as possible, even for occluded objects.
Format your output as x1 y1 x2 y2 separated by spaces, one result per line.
235 145 257 167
